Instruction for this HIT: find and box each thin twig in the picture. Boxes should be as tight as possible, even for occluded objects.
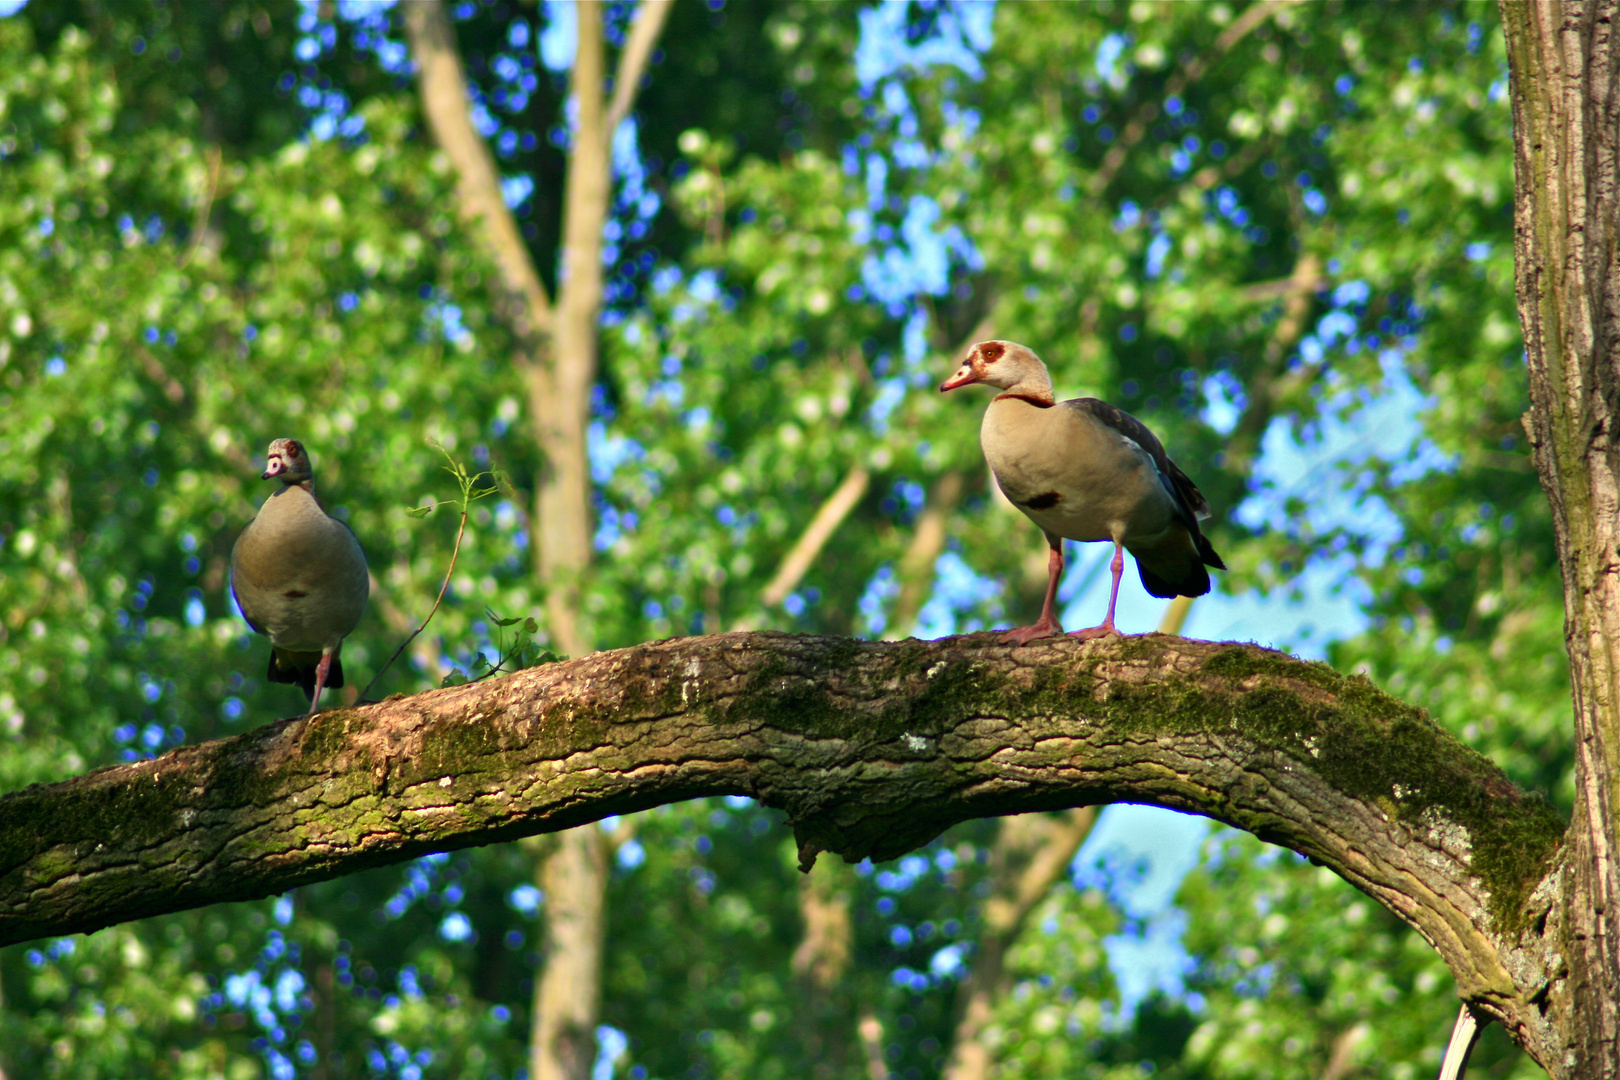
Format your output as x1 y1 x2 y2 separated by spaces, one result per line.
605 0 675 135
359 445 499 702
357 501 469 704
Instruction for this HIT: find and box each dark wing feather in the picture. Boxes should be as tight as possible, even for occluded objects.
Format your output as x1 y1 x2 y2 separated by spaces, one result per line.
1065 398 1173 469
1162 459 1211 519
1064 397 1225 571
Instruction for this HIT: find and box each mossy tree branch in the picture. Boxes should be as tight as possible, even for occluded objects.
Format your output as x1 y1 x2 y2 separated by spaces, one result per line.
0 632 1571 1068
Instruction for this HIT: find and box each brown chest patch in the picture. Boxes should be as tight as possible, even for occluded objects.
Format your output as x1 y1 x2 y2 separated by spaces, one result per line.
1020 491 1062 511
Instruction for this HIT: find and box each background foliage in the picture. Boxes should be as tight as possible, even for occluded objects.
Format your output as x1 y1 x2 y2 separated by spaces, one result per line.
0 2 1562 1078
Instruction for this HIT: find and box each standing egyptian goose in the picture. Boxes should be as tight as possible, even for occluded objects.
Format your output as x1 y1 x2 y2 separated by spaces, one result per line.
941 340 1224 644
230 438 369 716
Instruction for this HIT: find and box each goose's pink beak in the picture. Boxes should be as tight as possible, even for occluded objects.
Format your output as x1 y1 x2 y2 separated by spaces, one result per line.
940 361 979 392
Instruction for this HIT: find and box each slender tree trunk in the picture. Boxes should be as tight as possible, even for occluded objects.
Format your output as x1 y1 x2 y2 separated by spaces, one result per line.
886 317 994 638
312 961 335 1080
405 5 669 1080
402 0 553 349
531 828 611 1080
1319 1022 1369 1080
529 8 610 1075
939 809 1097 1080
537 0 609 659
792 859 858 1079
1500 2 1620 1073
1224 250 1321 474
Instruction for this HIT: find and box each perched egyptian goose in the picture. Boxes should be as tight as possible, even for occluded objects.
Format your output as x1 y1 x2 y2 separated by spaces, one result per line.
941 340 1224 644
230 439 369 716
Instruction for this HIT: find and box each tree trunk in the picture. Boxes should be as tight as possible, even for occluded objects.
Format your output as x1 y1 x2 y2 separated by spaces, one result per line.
531 827 610 1080
404 6 670 1079
402 0 552 349
940 809 1096 1080
1500 2 1620 1073
792 858 858 1079
536 0 609 660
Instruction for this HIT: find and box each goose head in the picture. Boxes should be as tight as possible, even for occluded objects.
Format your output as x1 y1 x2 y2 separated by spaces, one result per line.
939 340 1055 403
261 438 314 484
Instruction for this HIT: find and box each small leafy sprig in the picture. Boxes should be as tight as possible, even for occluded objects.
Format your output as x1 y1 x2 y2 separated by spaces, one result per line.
359 442 514 703
439 608 559 688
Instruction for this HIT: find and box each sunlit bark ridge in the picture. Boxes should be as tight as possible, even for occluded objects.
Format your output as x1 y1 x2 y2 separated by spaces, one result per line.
0 632 1569 1065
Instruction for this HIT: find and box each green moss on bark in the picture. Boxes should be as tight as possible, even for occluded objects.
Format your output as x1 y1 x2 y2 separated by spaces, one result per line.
1083 641 1564 936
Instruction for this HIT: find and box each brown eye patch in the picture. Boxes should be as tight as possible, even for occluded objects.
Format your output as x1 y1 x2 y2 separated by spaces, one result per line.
980 342 1005 362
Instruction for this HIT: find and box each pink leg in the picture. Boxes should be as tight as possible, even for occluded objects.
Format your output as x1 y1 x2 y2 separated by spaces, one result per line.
1070 541 1124 641
1001 544 1067 645
307 648 335 718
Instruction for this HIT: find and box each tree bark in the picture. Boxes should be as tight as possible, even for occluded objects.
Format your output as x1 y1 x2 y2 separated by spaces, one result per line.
1500 2 1620 1074
0 631 1572 1070
531 827 610 1080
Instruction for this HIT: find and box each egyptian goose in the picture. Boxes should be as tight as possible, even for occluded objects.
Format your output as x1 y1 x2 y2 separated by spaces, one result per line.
230 439 369 716
941 340 1224 644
